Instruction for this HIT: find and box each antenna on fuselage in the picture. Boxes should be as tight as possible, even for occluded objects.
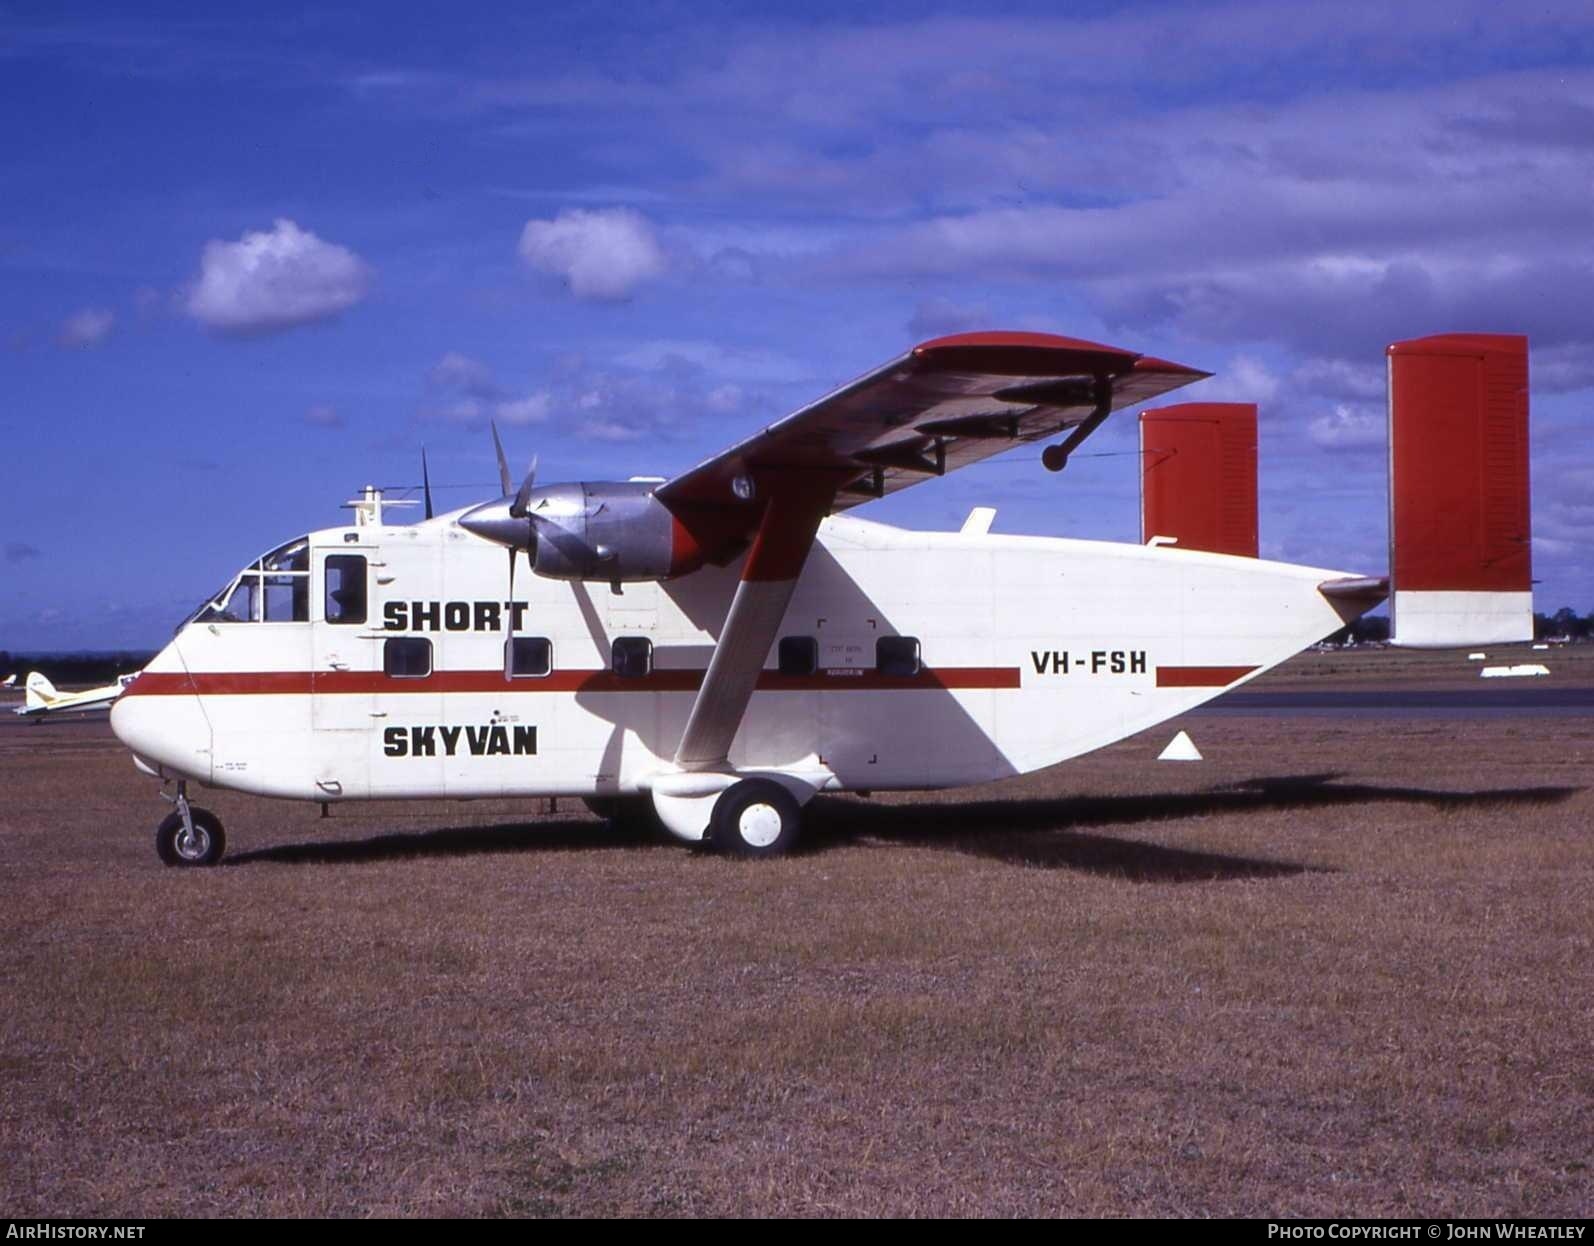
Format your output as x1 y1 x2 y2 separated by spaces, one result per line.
342 485 418 527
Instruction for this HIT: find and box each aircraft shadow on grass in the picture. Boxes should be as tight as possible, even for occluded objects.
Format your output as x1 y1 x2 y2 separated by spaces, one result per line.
226 772 1581 882
802 773 1583 881
225 818 656 867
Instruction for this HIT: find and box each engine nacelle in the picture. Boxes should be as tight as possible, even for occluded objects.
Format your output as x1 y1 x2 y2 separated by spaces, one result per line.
460 481 705 583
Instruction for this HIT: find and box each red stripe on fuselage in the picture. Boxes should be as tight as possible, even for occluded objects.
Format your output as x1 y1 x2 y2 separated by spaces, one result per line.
121 666 1024 697
1155 665 1257 687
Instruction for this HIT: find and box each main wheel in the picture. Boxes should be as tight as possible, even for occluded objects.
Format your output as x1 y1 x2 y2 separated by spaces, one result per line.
711 779 802 857
155 808 226 867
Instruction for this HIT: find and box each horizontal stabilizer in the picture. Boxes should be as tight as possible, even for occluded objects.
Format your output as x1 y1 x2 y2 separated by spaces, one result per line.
1319 575 1389 607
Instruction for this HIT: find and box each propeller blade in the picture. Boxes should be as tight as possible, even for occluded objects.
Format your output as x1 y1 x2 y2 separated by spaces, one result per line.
510 453 539 519
504 547 517 681
421 447 434 520
490 421 513 497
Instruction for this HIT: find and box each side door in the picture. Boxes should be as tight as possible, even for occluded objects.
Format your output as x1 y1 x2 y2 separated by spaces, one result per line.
310 545 376 798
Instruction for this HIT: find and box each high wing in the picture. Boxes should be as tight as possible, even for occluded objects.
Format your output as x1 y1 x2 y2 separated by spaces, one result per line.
656 331 1208 779
656 331 1209 525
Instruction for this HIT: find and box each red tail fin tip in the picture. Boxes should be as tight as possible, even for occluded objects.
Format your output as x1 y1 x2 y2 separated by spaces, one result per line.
1387 333 1532 647
1139 402 1258 558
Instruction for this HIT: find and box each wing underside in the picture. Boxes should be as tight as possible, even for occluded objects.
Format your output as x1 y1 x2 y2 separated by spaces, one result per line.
656 331 1209 519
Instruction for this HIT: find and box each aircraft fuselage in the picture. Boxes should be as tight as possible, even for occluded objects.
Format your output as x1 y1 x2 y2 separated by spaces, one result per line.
111 511 1367 816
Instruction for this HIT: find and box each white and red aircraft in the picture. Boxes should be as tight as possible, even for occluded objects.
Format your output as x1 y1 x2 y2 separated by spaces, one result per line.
109 330 1532 865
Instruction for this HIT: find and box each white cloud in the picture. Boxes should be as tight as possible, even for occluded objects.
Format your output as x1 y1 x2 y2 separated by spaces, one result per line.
518 207 667 301
1308 403 1385 451
1188 353 1281 406
429 398 486 425
58 307 114 348
906 296 991 341
1532 343 1594 395
580 417 647 442
1290 356 1385 402
615 338 809 383
185 219 372 335
429 351 500 397
496 393 551 425
705 384 742 413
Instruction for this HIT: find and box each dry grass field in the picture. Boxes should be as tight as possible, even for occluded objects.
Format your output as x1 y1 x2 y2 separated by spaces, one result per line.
1 649 1591 1216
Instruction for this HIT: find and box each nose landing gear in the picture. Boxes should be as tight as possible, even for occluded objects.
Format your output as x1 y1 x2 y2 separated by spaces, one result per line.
155 781 226 867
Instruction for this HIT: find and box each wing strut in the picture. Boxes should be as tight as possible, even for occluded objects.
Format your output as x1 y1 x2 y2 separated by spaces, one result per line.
673 473 841 771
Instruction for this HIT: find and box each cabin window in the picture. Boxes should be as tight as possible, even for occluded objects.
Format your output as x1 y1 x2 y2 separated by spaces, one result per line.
506 636 553 678
383 637 432 678
876 635 921 677
611 636 652 679
778 636 818 676
325 555 367 625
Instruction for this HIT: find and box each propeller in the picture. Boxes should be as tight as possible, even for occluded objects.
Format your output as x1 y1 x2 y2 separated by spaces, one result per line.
490 421 514 498
421 447 434 520
490 422 540 681
512 453 538 518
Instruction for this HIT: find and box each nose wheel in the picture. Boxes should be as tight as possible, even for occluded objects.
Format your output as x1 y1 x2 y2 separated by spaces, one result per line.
155 784 226 867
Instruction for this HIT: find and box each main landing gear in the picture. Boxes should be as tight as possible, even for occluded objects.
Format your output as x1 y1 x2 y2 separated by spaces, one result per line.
155 781 226 867
710 778 802 858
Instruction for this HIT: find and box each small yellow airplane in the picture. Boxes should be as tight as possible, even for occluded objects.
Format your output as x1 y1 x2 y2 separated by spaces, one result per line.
14 671 137 721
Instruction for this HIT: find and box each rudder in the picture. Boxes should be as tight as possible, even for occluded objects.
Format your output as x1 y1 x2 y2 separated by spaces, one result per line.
1139 402 1259 557
1387 333 1531 647
24 672 59 710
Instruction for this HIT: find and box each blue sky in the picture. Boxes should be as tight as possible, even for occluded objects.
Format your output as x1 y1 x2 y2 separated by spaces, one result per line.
3 0 1591 650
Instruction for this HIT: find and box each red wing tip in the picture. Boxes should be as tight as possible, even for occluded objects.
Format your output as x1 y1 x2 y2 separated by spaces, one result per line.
913 331 1209 378
913 330 1138 357
1134 355 1211 376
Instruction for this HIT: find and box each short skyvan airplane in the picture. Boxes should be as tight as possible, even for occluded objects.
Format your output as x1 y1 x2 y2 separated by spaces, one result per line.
109 331 1532 865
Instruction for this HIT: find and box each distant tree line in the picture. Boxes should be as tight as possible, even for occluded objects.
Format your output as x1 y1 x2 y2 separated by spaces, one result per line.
1323 608 1591 647
0 651 157 686
1535 608 1593 641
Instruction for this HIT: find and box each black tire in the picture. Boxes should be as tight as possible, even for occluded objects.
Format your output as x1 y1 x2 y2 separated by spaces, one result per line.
711 779 802 857
155 808 226 867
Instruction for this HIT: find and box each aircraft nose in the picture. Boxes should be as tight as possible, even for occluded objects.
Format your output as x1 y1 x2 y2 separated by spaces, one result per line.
460 499 533 549
110 678 213 784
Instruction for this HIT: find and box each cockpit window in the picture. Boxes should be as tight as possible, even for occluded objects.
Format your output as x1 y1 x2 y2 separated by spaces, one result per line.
184 535 311 626
263 574 308 622
262 538 309 574
208 575 260 624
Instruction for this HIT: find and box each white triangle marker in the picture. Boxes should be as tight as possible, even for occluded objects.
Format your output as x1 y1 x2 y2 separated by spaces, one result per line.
1158 730 1203 761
